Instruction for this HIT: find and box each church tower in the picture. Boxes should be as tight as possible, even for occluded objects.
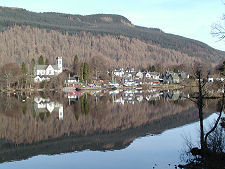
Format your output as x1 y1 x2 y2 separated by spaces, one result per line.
56 57 63 73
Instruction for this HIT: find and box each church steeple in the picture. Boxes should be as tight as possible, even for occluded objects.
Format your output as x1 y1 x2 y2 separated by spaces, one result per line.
56 57 62 72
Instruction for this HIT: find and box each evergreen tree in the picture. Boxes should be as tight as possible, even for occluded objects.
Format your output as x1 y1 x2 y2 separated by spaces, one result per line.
45 58 49 65
73 55 79 73
79 63 84 82
73 55 78 68
30 58 36 74
147 65 156 72
173 68 179 73
38 55 44 65
21 62 27 75
83 62 90 82
152 65 156 72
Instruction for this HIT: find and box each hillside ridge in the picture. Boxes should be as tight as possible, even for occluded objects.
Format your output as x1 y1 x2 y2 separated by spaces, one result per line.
0 6 224 68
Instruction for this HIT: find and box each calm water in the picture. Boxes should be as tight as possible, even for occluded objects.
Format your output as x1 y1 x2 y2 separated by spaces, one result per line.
0 90 221 169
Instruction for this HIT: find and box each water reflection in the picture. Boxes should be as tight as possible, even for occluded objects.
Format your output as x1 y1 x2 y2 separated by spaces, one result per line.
34 96 64 120
0 90 218 165
107 89 188 105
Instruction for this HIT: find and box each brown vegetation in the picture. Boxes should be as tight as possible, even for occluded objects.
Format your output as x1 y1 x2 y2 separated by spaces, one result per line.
0 26 206 73
0 94 216 145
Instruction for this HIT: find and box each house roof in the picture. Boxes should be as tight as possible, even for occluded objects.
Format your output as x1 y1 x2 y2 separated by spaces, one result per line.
52 65 60 70
35 65 48 70
35 64 59 70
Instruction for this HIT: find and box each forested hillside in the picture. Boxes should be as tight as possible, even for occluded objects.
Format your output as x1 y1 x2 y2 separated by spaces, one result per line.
0 6 224 69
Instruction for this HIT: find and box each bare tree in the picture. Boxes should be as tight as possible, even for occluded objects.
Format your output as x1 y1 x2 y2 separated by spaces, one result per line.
211 13 225 41
0 63 21 90
179 66 225 169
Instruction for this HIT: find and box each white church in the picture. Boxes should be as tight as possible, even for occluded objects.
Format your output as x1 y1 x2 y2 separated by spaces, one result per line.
34 57 63 83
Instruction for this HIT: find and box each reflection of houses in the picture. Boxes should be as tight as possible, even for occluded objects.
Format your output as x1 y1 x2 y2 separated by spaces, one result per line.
162 90 183 100
145 90 162 101
123 81 138 87
114 90 143 104
65 91 84 105
114 97 125 105
111 89 187 104
66 92 84 99
34 97 63 120
145 94 161 101
34 57 63 83
108 82 120 88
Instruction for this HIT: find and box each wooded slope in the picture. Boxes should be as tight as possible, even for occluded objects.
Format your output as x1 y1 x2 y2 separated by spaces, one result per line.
0 6 224 69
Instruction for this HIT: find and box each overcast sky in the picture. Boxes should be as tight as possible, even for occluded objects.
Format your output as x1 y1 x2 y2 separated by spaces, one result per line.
1 0 225 51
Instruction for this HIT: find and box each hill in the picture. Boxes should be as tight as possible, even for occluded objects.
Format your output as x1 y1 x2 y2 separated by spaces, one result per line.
0 6 224 70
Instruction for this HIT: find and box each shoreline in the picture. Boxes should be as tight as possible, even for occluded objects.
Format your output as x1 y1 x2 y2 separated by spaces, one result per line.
0 84 191 93
0 83 223 98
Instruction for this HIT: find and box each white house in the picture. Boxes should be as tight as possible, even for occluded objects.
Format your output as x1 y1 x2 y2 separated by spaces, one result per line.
145 72 160 80
208 75 214 82
135 71 143 79
113 68 125 77
34 57 63 83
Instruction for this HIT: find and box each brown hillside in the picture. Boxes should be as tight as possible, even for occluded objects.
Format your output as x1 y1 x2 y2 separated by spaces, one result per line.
0 26 204 70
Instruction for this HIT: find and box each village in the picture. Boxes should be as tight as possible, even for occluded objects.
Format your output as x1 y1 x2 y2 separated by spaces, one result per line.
30 57 225 92
0 56 224 94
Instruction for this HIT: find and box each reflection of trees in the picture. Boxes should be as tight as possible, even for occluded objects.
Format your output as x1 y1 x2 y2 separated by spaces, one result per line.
0 96 22 117
179 69 225 169
80 94 90 115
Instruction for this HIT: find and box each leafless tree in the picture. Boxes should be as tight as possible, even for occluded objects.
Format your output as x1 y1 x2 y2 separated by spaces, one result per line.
0 63 21 90
179 66 225 168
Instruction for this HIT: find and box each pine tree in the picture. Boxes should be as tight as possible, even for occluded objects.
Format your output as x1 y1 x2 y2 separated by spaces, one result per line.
21 62 27 75
152 65 156 72
38 55 44 65
73 55 79 73
30 58 35 74
79 63 84 82
83 62 90 82
45 58 49 65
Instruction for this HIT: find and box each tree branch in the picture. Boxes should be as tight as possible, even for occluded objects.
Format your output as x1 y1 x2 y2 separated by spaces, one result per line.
204 90 224 143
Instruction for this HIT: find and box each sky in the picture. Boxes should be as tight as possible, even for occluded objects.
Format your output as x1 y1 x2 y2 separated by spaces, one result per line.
1 0 225 51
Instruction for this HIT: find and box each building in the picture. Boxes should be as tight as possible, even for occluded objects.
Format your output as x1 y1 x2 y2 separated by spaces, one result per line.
34 96 64 120
64 76 84 88
163 71 180 84
135 71 143 79
179 72 190 79
113 68 125 77
34 57 63 83
208 75 214 82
